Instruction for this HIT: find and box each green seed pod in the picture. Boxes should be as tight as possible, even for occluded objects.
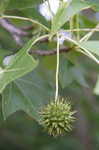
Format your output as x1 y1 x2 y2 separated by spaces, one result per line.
39 97 76 137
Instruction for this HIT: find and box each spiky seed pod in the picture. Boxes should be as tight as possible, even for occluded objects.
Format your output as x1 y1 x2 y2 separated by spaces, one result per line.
39 97 76 137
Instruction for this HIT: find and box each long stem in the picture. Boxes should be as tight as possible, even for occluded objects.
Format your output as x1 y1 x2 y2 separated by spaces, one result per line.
70 16 74 34
76 14 80 41
55 33 60 102
69 16 74 47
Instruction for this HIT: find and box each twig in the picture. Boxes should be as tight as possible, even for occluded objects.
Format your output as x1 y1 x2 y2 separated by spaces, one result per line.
12 34 23 46
0 18 31 45
0 18 49 45
0 19 29 36
0 18 72 56
29 47 71 56
21 25 34 30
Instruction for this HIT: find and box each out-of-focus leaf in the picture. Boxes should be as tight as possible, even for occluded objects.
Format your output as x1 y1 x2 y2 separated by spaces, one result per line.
59 58 73 88
51 0 90 35
70 66 89 88
2 67 54 121
94 75 99 95
65 51 80 65
21 7 49 28
0 0 9 14
86 0 99 11
79 41 99 57
59 57 88 88
7 0 42 10
42 55 56 70
0 37 39 93
63 38 99 64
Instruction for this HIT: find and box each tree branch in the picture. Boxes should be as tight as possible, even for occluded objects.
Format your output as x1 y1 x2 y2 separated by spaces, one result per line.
0 18 31 45
0 19 72 55
0 19 29 36
29 47 71 56
0 18 48 45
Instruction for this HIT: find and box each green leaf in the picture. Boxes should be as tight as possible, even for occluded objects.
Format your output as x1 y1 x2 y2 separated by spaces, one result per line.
94 75 99 95
85 0 99 11
70 66 89 88
7 0 42 10
59 58 73 88
21 7 50 29
0 37 39 93
51 0 90 35
59 57 88 88
2 67 54 121
79 41 99 57
0 0 9 14
63 37 99 64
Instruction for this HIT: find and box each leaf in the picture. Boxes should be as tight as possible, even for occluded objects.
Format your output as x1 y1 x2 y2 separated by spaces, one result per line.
0 0 9 14
7 0 42 10
79 41 99 57
70 66 89 88
85 0 99 11
94 75 99 95
2 67 54 121
63 37 99 64
59 57 88 88
51 0 90 35
0 37 39 93
21 7 50 28
42 55 57 70
59 58 73 88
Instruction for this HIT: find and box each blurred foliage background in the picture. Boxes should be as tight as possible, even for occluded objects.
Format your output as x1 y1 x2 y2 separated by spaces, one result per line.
0 0 99 150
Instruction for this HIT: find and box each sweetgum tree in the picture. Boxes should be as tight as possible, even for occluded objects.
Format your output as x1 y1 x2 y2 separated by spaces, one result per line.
0 0 99 149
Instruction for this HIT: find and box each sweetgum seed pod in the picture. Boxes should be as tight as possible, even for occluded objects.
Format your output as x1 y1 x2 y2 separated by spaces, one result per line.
39 97 76 137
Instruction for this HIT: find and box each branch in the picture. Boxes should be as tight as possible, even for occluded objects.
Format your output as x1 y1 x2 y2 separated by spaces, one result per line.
0 18 48 45
0 18 31 45
29 47 71 56
12 34 23 46
0 19 29 36
0 19 72 55
21 25 34 30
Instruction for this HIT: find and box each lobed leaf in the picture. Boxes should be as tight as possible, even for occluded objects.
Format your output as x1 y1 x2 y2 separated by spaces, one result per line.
0 37 39 93
2 67 54 121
